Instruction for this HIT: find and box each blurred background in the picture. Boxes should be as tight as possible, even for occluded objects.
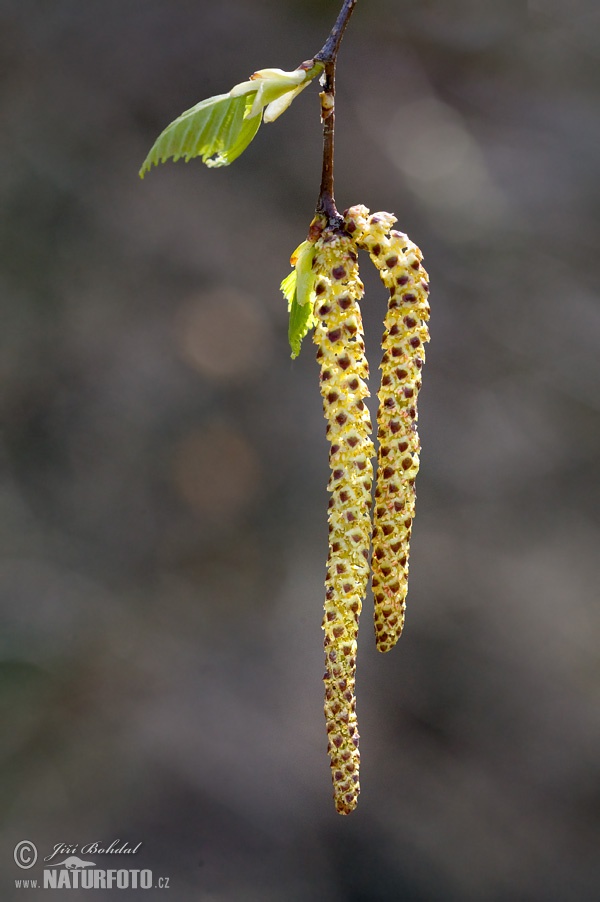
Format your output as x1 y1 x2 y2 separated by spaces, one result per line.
1 0 599 898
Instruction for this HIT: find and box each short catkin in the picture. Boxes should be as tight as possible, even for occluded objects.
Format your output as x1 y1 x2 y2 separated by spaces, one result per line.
312 220 375 814
345 206 430 654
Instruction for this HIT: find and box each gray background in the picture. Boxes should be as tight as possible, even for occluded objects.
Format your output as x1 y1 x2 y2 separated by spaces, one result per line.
1 0 599 898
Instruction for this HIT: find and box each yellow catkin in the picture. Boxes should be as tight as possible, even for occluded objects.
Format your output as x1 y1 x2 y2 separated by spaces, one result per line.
344 206 430 654
312 220 375 814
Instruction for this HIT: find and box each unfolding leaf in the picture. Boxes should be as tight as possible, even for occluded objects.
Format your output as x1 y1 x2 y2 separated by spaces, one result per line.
139 92 261 176
280 269 297 307
281 244 317 358
293 241 316 306
288 295 315 359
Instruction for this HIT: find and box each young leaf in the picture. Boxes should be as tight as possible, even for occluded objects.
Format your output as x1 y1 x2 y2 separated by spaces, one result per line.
281 242 317 358
288 295 315 359
139 92 261 176
281 267 315 358
280 269 297 306
293 241 317 306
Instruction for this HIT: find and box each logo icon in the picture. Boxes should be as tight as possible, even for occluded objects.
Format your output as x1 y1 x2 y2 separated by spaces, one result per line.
53 856 96 870
14 840 37 869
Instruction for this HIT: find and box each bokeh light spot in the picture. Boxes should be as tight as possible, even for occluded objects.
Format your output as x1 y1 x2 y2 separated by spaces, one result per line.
176 287 271 383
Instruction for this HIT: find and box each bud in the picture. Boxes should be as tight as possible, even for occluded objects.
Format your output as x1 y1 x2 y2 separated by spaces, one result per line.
229 67 314 122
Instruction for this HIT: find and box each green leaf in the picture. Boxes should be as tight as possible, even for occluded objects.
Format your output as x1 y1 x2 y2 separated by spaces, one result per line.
288 294 315 358
139 92 262 177
281 241 317 358
294 241 316 306
282 267 315 358
280 269 296 306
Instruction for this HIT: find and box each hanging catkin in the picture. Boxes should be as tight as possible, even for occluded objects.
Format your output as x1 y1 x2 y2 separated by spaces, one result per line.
344 206 430 654
312 219 375 814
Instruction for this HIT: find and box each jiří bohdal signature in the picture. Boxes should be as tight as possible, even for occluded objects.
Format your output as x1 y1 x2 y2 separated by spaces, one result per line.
44 840 142 863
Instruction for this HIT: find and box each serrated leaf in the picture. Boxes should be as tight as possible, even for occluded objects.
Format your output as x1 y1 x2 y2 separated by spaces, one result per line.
139 92 261 177
282 241 317 358
288 294 315 359
280 269 297 307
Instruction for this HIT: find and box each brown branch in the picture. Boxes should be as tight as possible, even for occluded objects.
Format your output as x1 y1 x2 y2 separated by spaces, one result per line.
314 0 358 227
315 0 358 65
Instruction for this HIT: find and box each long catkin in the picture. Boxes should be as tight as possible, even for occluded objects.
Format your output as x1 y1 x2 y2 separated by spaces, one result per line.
345 206 430 654
312 223 374 814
